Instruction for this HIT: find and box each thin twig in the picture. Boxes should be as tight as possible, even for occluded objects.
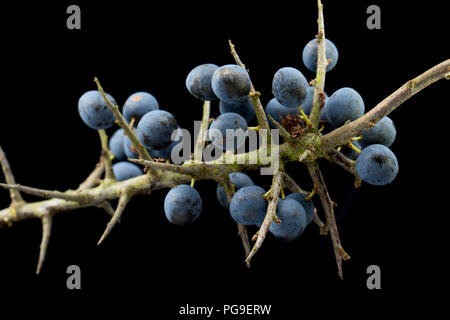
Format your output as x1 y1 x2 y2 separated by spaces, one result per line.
228 40 271 135
283 172 326 232
309 0 328 128
93 77 153 162
98 130 115 183
97 190 133 245
313 208 328 234
222 178 251 267
0 145 25 205
237 223 251 267
96 201 115 217
36 214 53 274
267 115 292 140
321 59 450 150
283 172 308 195
0 183 92 203
78 156 105 190
129 158 259 179
246 167 284 264
307 161 350 279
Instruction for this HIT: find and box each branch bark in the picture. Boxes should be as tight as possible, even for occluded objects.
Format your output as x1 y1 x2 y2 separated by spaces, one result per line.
228 40 271 135
94 77 154 162
245 166 284 264
309 0 328 128
306 161 350 279
321 59 450 150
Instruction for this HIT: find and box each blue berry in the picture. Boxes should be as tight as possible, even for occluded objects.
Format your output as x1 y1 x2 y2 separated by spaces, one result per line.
356 144 399 186
269 198 307 242
361 116 396 148
148 128 185 160
302 38 339 72
78 90 116 130
164 185 202 225
112 161 142 181
342 140 362 160
265 98 299 128
186 64 219 101
109 129 126 161
272 67 309 108
211 65 251 103
136 110 178 149
123 135 138 159
208 112 248 151
122 134 152 159
216 172 254 208
219 97 255 122
229 186 267 226
122 92 159 126
325 87 365 128
285 193 314 225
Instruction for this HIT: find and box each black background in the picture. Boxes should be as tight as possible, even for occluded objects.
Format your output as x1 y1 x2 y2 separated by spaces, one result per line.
0 0 448 317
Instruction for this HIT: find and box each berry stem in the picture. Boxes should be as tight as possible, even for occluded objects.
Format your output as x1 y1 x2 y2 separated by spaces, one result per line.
194 100 211 162
98 129 115 184
78 155 105 190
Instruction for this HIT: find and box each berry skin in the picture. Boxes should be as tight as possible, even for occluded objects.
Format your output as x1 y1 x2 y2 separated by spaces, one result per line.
285 193 314 225
186 64 219 101
360 116 396 148
229 186 267 226
342 140 362 160
356 144 399 186
325 87 365 128
269 198 307 242
136 110 178 149
122 92 159 126
78 90 117 130
211 64 251 103
272 67 309 108
265 98 299 128
302 38 339 72
109 129 126 161
219 97 255 122
208 112 248 151
112 161 142 181
164 185 202 225
123 135 140 159
216 172 254 208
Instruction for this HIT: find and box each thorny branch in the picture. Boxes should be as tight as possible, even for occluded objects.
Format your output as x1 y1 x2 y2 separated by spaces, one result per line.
0 1 448 277
309 0 328 128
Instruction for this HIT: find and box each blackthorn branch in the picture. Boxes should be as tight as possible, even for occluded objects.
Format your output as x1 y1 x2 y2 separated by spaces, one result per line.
0 0 449 278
